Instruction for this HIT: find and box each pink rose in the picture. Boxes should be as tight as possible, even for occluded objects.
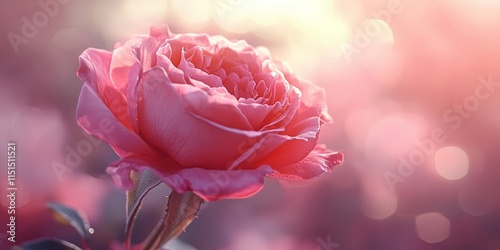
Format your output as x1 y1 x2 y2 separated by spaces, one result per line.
76 25 343 201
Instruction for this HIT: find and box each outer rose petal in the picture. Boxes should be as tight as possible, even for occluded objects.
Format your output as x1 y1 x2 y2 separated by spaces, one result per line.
162 165 274 201
107 26 174 132
77 48 132 129
109 27 174 131
77 85 157 158
107 157 273 201
269 144 343 180
106 156 182 190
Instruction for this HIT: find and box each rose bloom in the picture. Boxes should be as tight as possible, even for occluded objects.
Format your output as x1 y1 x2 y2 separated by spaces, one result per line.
76 25 342 201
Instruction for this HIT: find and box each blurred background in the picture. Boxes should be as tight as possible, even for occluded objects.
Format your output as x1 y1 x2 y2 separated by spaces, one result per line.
1 0 500 249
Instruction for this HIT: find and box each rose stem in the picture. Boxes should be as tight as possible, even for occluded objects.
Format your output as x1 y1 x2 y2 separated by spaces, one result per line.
142 191 204 250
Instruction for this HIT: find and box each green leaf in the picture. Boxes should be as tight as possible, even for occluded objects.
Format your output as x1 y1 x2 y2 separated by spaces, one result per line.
125 169 161 249
46 203 90 241
14 238 82 250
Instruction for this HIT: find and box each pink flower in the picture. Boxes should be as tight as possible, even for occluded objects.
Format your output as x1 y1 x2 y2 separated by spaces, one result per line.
76 25 343 201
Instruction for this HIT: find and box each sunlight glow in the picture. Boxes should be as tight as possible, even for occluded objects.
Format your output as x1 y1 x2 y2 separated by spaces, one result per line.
123 0 168 23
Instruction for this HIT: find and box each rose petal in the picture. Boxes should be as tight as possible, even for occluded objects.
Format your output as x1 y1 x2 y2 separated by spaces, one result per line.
269 145 343 180
106 157 274 201
165 34 212 67
237 102 277 130
110 43 142 131
110 31 173 131
177 47 225 89
149 24 173 40
106 156 182 190
137 67 262 169
77 48 112 92
156 43 188 84
275 60 333 124
180 80 253 130
260 85 301 131
229 117 321 170
162 165 274 201
77 48 133 129
76 85 156 158
110 37 143 91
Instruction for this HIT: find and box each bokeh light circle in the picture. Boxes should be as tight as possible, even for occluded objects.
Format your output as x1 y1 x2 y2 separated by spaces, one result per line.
415 212 450 243
435 146 469 180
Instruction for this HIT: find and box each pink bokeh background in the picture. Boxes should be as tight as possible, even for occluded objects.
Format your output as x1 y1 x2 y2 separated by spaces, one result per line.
1 0 500 249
